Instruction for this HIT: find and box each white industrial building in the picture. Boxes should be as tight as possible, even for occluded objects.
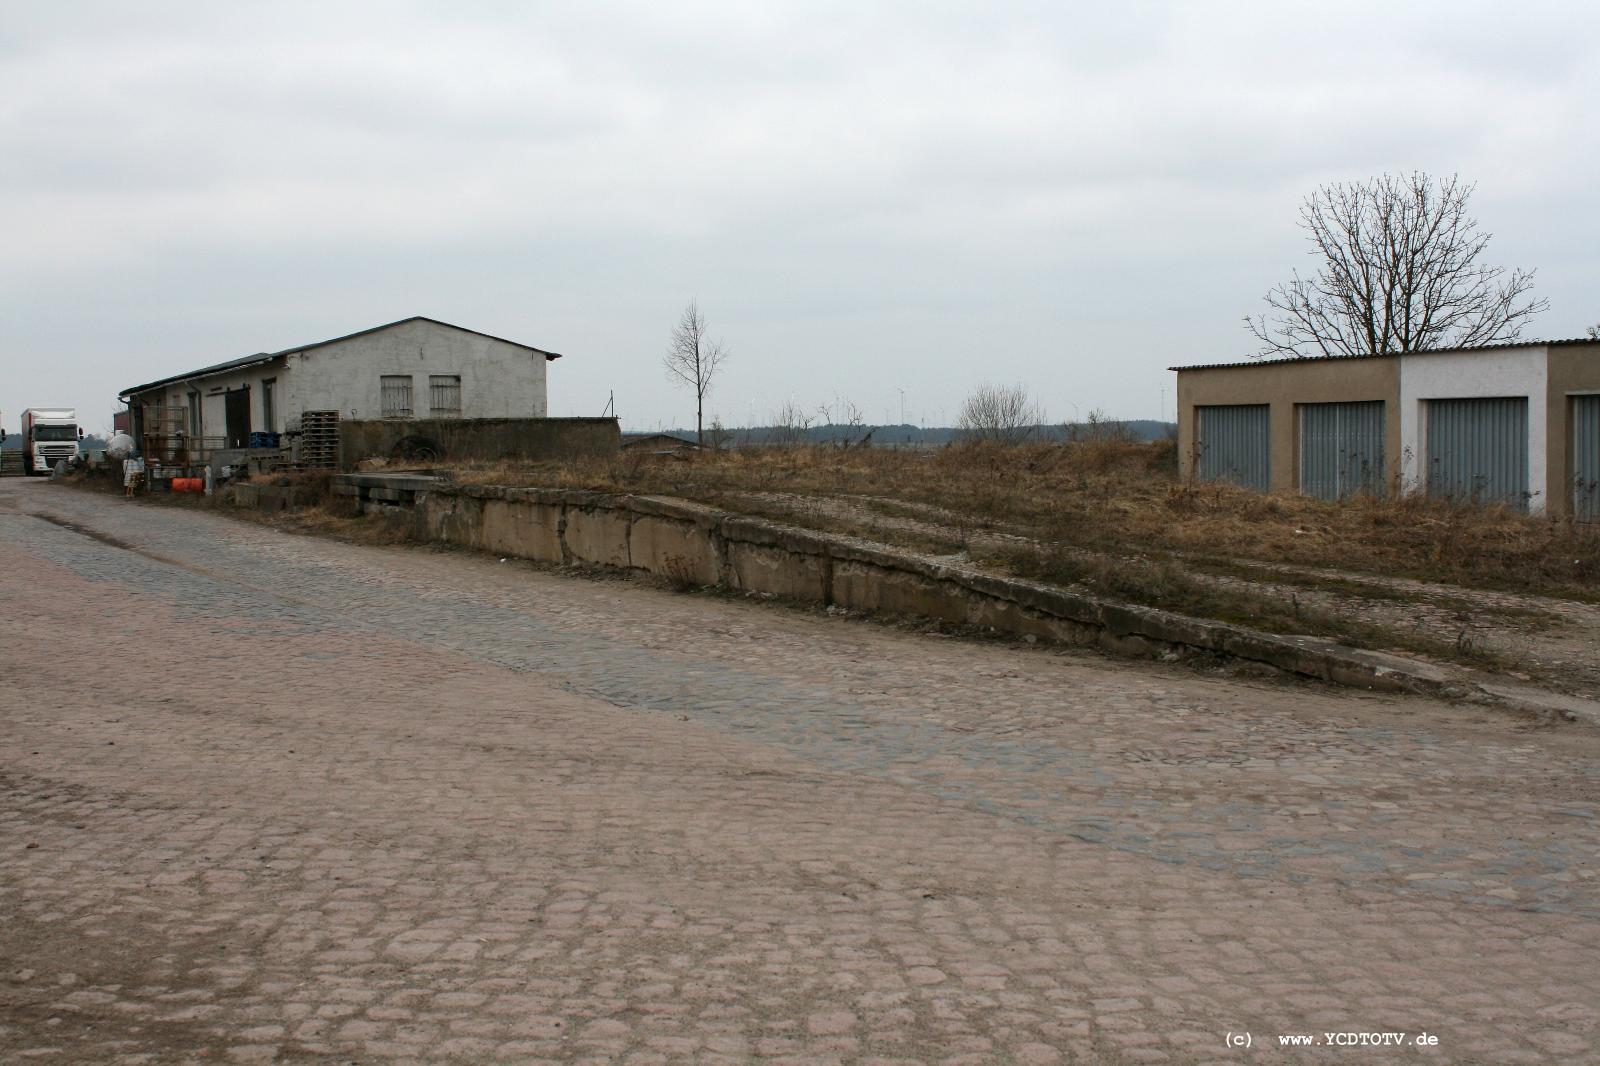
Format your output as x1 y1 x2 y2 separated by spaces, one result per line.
119 317 562 449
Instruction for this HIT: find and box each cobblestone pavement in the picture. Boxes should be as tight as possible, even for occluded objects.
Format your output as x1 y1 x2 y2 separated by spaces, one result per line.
2 477 1598 1064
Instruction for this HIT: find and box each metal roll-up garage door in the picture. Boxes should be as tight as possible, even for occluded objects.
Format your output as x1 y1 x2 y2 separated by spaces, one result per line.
1575 395 1600 521
1425 397 1529 510
1299 401 1385 500
1196 404 1270 491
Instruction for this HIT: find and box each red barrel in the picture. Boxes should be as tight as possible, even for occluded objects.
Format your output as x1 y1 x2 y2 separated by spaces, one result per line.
172 477 205 493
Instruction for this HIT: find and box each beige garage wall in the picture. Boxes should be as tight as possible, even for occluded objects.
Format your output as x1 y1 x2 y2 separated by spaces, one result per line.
1175 356 1400 494
1548 342 1600 517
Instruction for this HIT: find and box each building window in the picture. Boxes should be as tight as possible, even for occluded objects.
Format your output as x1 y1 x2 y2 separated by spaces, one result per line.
381 375 414 418
187 391 202 435
429 375 462 417
261 378 276 431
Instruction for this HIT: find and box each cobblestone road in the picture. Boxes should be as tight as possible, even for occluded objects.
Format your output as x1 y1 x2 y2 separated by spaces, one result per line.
2 477 1598 1063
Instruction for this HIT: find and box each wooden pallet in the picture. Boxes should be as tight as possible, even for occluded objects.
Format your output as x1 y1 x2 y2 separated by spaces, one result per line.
299 410 340 470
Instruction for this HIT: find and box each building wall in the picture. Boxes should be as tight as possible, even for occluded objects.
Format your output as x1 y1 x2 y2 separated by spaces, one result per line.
138 360 285 439
1546 343 1600 518
1398 345 1547 509
339 417 620 469
128 319 552 441
1176 356 1399 494
283 318 548 424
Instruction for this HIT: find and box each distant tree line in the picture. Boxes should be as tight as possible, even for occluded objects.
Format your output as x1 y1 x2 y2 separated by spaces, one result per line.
631 419 1174 448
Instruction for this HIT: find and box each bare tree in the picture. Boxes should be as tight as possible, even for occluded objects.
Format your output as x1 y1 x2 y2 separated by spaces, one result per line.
1247 172 1547 359
956 383 1045 445
663 299 730 445
1587 323 1599 341
768 400 814 446
816 394 870 447
704 417 732 451
1067 408 1135 444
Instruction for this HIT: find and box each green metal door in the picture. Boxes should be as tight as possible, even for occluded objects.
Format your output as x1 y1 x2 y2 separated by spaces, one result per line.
1575 395 1600 521
1425 397 1529 510
1299 401 1384 500
1196 404 1270 491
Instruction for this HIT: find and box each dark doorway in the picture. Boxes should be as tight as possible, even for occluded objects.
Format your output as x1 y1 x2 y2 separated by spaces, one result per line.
225 388 250 449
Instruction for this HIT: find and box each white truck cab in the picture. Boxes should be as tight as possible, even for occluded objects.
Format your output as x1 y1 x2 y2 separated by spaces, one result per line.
21 408 82 476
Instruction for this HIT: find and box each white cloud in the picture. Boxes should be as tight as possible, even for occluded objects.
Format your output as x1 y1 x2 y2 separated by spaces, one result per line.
1 0 1597 429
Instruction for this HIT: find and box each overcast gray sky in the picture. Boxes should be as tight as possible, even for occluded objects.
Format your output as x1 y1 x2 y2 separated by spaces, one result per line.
3 0 1598 434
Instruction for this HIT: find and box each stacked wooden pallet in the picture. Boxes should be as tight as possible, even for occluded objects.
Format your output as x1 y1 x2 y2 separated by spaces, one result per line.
0 450 23 477
299 410 340 469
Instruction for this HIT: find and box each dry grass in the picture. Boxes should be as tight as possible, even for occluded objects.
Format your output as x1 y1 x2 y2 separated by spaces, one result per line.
453 441 1600 603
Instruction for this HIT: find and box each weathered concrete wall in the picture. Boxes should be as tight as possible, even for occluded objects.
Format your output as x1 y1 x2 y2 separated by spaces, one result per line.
224 480 325 513
339 417 620 469
391 483 1465 696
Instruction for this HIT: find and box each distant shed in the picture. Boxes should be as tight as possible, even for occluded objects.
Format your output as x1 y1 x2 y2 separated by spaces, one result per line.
621 433 700 454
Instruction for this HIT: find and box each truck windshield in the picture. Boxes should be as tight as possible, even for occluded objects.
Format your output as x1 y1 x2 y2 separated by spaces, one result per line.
32 425 77 441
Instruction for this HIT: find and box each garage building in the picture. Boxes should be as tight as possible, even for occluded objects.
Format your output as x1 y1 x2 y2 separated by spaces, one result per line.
1172 339 1600 517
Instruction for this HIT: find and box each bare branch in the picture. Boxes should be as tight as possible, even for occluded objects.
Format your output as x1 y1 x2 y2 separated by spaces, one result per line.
1247 171 1547 359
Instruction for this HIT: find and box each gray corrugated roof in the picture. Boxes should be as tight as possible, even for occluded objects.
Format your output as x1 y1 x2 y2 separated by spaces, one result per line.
1169 337 1599 373
120 316 563 397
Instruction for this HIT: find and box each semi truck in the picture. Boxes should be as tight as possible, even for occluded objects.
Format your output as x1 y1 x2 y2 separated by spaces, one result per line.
20 408 83 475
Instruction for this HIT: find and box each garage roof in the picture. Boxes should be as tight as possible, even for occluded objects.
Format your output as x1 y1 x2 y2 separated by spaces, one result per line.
1169 337 1598 373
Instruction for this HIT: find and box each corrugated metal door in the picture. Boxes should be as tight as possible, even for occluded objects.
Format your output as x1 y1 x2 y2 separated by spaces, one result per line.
1196 404 1270 491
1425 397 1529 510
1300 401 1385 500
1574 395 1600 521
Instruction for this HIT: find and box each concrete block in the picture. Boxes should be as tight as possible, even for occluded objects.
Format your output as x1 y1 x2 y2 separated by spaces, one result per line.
628 515 720 586
421 493 485 548
725 539 829 603
830 560 971 625
563 506 630 567
480 499 564 564
257 487 290 512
